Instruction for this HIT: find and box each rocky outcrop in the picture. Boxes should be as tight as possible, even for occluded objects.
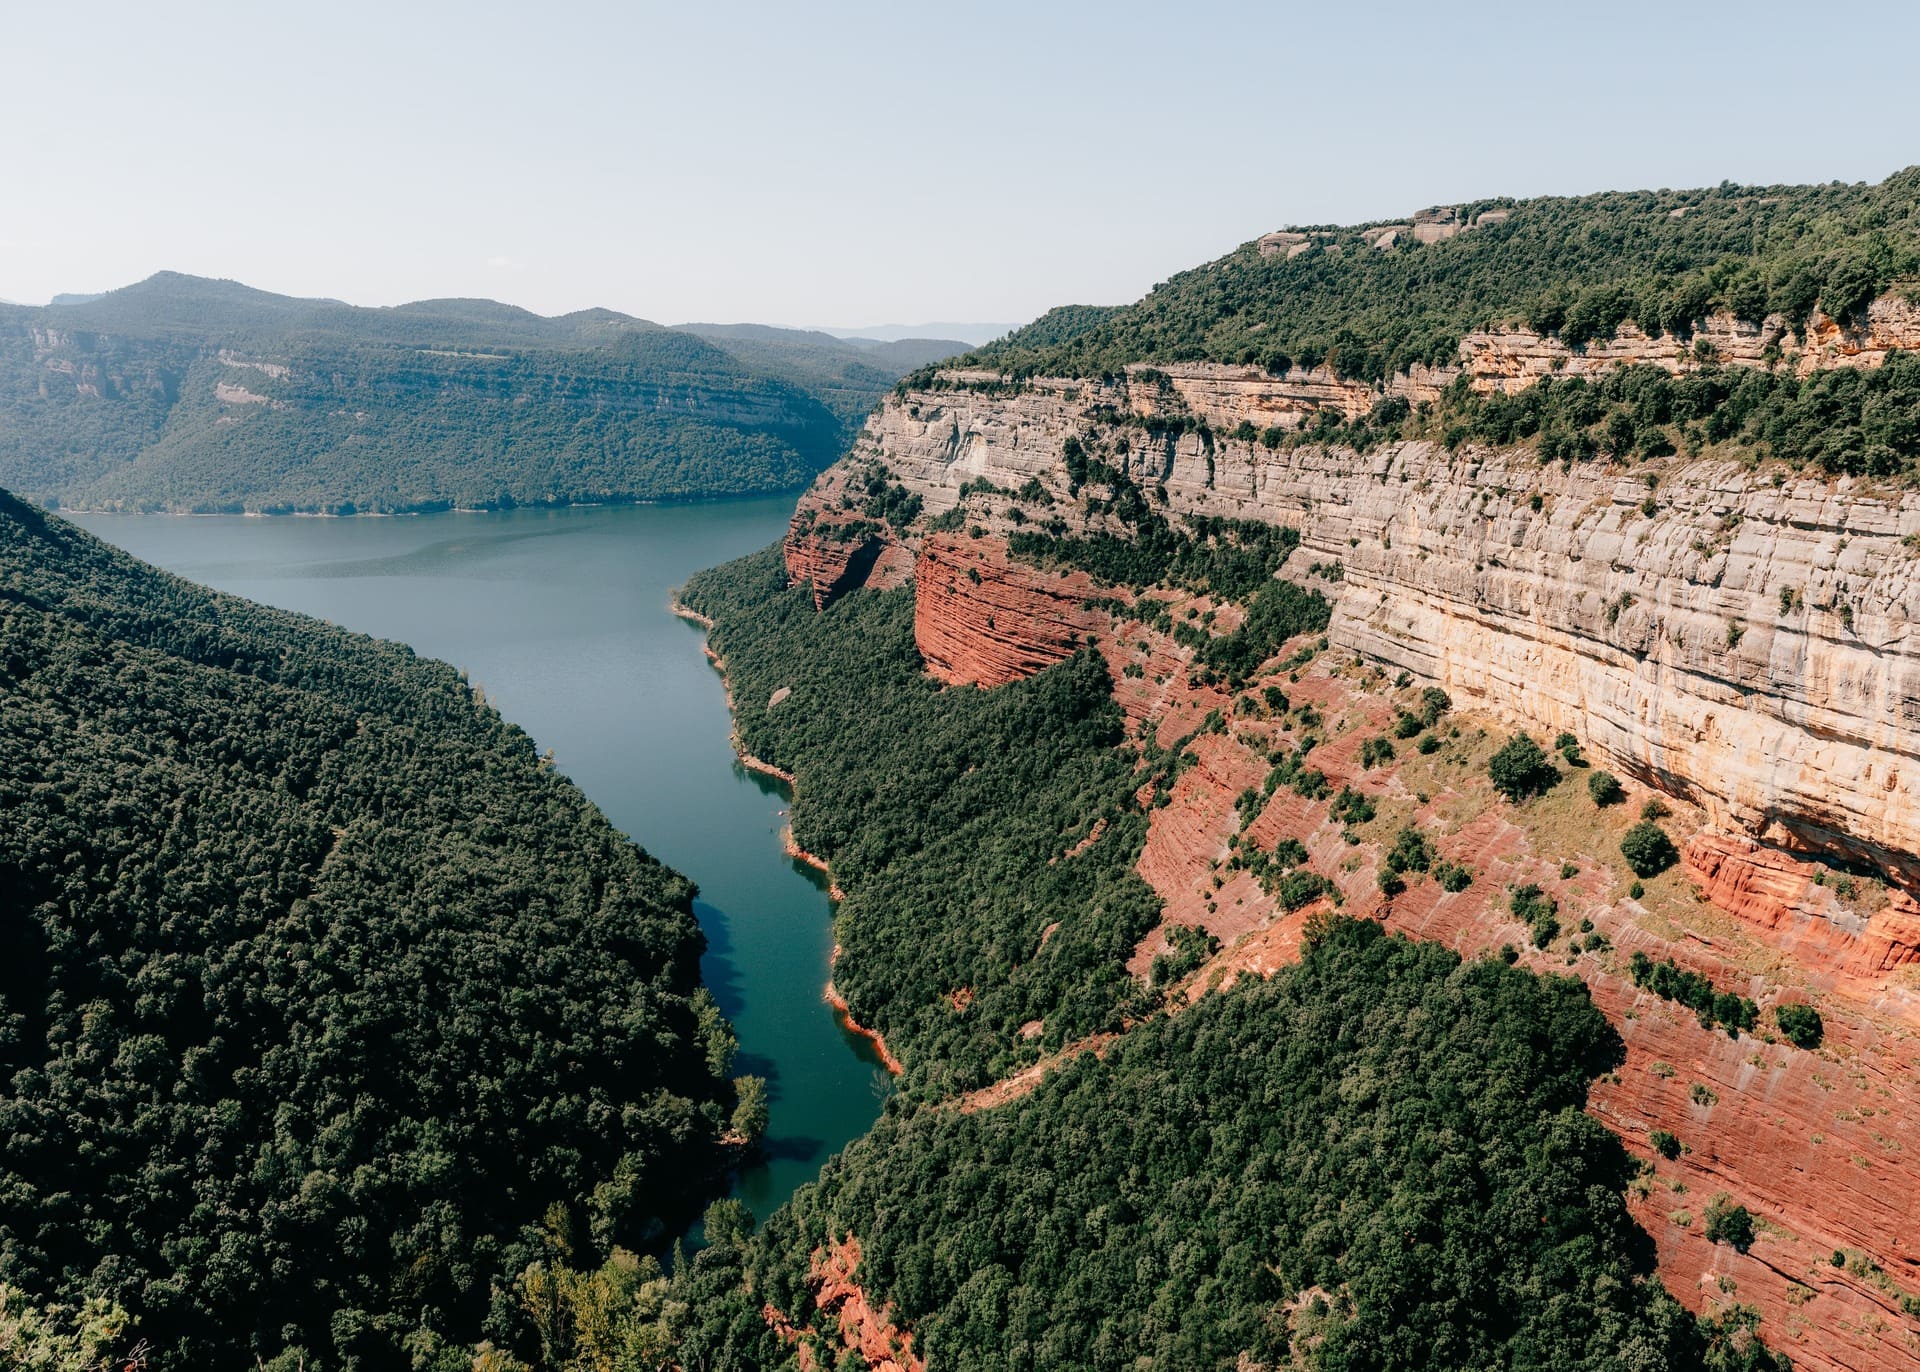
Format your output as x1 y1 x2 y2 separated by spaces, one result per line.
773 289 1920 1370
1078 628 1920 1371
822 368 1920 900
764 1235 925 1372
782 461 916 608
1683 833 1920 984
785 518 888 611
913 534 1101 687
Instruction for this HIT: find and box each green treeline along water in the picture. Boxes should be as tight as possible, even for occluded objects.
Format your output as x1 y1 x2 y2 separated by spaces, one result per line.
1 273 966 514
42 500 888 1368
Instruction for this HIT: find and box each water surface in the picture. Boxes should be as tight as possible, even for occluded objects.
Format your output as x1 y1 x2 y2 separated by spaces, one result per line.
73 499 889 1220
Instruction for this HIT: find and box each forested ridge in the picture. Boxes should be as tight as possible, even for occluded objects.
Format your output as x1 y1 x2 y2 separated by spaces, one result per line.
0 490 744 1368
0 274 966 513
961 167 1920 383
682 548 1164 1099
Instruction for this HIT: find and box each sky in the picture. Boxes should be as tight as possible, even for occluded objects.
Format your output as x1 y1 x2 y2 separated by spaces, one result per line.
3 0 1916 329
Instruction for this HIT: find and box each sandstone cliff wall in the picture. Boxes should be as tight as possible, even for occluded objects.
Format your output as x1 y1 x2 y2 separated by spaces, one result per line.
792 372 1920 894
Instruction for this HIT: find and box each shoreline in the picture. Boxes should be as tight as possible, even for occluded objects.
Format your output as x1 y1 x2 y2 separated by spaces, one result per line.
52 486 813 521
681 595 898 1076
827 947 905 1077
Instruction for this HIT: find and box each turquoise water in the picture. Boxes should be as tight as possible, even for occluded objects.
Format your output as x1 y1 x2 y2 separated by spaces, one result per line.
72 499 890 1220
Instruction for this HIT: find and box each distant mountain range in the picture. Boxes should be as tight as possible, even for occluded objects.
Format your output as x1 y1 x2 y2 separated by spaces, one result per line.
0 273 973 513
814 321 1022 346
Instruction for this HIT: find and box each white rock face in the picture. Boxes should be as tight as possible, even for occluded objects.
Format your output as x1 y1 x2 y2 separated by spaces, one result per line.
839 368 1920 885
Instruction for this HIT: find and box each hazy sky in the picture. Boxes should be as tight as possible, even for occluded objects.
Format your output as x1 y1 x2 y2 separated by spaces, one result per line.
3 1 1914 327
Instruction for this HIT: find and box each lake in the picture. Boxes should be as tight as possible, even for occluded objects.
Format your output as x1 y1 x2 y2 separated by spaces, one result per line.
71 498 891 1221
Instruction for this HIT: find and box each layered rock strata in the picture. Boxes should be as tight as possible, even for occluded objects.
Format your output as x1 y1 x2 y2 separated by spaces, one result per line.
789 365 1920 896
913 534 1101 687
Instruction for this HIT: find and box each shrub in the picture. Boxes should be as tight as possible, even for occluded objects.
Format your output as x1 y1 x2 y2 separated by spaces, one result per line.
1554 731 1585 766
1640 797 1671 821
1330 787 1376 825
1418 687 1452 727
1292 769 1331 801
1587 771 1625 806
1384 825 1432 875
1512 883 1559 946
1434 860 1473 893
1628 951 1758 1034
1628 880 1645 899
1620 822 1679 878
1775 1002 1824 1050
1703 1194 1756 1253
1488 733 1557 802
1416 734 1442 755
1649 1129 1682 1160
1360 736 1396 769
1276 870 1334 911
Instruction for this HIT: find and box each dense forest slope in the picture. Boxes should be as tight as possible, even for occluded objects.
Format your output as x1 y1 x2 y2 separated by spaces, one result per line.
651 548 1792 1372
0 491 745 1368
0 275 965 512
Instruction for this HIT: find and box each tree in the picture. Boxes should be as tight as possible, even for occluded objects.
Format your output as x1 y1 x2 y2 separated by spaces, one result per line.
1703 1195 1756 1253
730 1076 770 1143
1774 1003 1824 1050
1488 733 1557 802
1587 771 1624 806
1620 822 1679 878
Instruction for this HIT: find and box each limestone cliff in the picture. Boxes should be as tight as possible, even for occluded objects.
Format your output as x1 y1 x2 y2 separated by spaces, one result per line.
787 332 1920 895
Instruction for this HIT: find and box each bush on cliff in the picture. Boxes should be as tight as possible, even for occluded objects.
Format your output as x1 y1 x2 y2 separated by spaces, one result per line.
1489 732 1558 802
1621 821 1681 877
1704 1195 1757 1253
1774 1002 1825 1050
1588 770 1625 806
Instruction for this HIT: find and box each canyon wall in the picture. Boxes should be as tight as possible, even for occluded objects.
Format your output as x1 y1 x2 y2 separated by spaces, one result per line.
773 297 1920 1370
792 355 1920 893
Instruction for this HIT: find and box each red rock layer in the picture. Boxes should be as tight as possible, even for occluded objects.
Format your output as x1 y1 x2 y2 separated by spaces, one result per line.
913 534 1101 688
1047 604 1920 1369
784 516 888 610
765 1236 926 1372
1685 832 1920 984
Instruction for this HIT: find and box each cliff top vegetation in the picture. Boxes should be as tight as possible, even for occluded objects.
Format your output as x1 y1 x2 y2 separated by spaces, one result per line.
958 168 1920 384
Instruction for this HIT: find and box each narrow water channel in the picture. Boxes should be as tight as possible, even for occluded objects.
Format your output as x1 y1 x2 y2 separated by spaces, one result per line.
72 499 891 1220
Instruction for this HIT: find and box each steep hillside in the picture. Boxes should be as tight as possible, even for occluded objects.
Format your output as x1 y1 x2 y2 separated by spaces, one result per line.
745 172 1920 1370
0 274 938 513
0 491 745 1368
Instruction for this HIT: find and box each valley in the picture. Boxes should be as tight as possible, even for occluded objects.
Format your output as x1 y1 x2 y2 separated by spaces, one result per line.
10 163 1920 1370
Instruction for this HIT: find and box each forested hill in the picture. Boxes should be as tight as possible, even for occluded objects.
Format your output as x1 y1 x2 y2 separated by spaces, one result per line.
0 488 746 1368
963 166 1920 381
0 274 964 513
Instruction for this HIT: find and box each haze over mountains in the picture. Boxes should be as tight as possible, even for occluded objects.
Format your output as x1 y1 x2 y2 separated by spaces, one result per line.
810 321 1022 347
0 273 971 514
